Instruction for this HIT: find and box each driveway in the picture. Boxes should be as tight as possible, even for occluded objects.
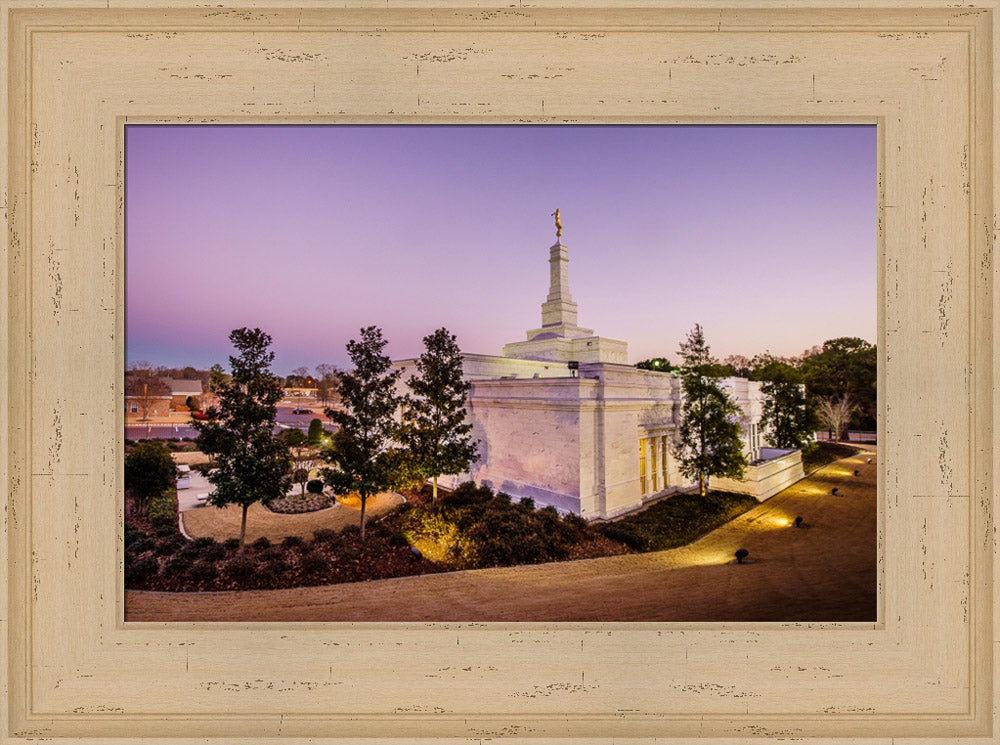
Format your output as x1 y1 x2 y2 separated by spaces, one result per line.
127 448 877 623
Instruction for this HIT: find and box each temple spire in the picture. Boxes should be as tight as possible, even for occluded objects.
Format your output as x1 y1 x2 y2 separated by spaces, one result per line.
541 234 578 328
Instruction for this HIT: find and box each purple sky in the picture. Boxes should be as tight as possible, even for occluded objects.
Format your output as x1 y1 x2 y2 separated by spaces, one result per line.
125 124 876 373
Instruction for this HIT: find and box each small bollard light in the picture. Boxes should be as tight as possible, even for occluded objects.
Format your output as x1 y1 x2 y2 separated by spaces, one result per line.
867 458 872 464
831 487 840 496
793 516 804 528
734 548 749 564
854 469 860 476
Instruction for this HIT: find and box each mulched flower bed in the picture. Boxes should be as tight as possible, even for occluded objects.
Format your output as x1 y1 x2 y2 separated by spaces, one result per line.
130 482 758 594
125 516 452 592
264 492 334 514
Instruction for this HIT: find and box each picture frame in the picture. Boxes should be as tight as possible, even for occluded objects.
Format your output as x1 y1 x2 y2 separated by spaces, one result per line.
2 1 996 742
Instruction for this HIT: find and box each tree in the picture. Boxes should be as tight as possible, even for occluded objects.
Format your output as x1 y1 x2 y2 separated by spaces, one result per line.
673 324 748 496
279 428 312 495
192 328 291 550
401 328 479 501
757 362 816 450
800 337 876 429
635 357 672 372
320 326 404 540
202 363 230 410
315 363 341 406
815 393 857 441
125 361 170 421
194 424 229 468
124 441 176 515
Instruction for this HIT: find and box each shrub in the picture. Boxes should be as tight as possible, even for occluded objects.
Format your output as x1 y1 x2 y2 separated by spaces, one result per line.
306 479 324 494
260 546 285 562
223 555 256 580
562 512 591 538
124 555 159 585
179 540 204 560
281 535 305 549
336 545 360 562
195 539 226 562
222 538 241 552
262 557 291 578
154 522 177 538
124 523 146 549
129 536 155 554
163 554 193 574
148 489 178 525
188 560 218 582
388 531 410 549
299 550 327 574
307 418 324 445
252 536 272 550
153 534 185 556
312 528 337 544
442 481 493 508
403 511 465 564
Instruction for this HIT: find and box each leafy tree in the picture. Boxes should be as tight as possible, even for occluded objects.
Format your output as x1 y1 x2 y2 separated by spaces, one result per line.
194 424 229 468
673 324 748 496
125 361 170 421
208 363 230 393
800 337 876 429
203 363 230 409
292 468 310 495
192 328 291 550
401 328 479 501
307 418 325 445
185 395 202 412
320 326 404 540
815 393 857 441
635 357 672 372
757 362 816 450
124 441 176 516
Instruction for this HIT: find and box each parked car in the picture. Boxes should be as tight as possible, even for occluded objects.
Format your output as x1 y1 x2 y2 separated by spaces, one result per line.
291 408 313 414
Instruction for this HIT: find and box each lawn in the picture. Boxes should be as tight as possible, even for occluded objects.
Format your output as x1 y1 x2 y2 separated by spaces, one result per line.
596 491 759 552
802 441 865 473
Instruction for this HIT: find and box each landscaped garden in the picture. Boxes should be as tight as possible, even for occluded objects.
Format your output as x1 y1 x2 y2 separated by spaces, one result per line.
123 475 776 592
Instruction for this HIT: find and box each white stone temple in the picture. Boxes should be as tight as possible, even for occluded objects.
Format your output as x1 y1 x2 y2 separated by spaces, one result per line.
394 225 806 519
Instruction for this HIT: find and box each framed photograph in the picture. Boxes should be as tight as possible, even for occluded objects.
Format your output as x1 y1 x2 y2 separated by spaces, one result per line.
2 1 997 742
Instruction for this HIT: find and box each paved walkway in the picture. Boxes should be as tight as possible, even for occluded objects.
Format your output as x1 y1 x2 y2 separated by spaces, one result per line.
179 492 405 543
127 448 876 623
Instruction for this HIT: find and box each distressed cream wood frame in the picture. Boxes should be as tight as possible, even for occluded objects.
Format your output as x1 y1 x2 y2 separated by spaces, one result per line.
1 1 997 742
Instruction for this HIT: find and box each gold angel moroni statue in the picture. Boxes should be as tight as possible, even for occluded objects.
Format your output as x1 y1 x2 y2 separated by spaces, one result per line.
551 208 562 238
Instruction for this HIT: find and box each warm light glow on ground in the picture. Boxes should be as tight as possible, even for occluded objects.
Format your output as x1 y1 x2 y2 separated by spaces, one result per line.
336 493 363 509
794 484 830 496
823 466 854 477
